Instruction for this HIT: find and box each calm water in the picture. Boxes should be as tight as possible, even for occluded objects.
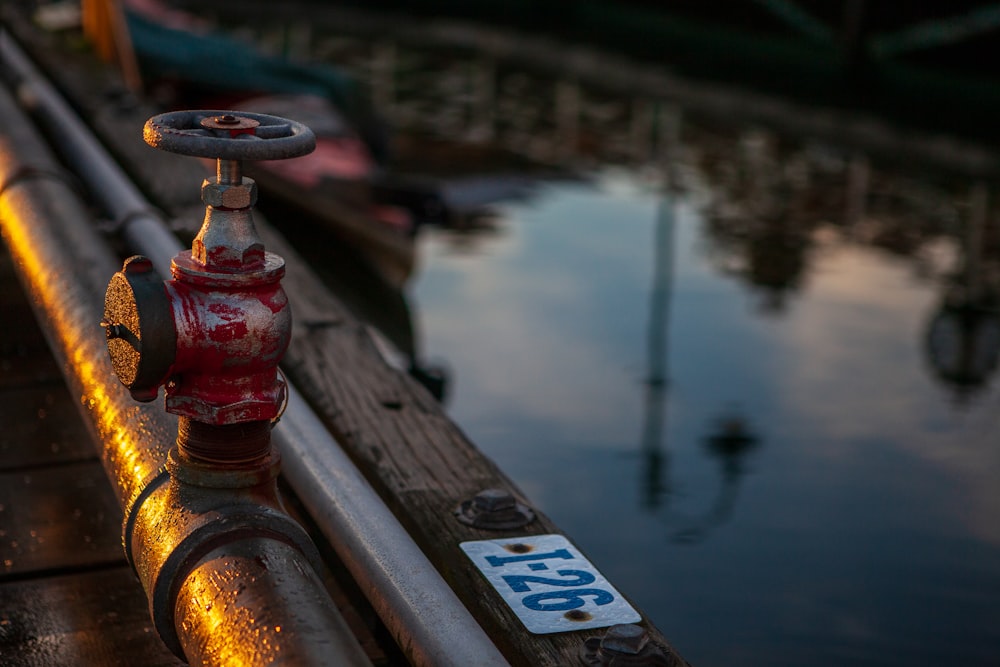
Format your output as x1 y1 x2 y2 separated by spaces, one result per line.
239 18 1000 666
407 163 1000 665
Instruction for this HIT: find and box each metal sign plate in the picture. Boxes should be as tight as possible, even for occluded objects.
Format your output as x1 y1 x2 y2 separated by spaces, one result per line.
460 534 641 634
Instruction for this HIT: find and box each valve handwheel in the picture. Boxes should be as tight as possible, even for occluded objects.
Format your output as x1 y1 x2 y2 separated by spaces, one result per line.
143 110 316 161
104 109 311 433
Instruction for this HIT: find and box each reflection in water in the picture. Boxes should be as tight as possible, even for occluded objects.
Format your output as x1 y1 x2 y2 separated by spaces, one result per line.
700 132 816 314
670 410 759 545
639 147 762 543
639 195 674 511
195 13 1000 665
926 303 1000 404
925 182 1000 404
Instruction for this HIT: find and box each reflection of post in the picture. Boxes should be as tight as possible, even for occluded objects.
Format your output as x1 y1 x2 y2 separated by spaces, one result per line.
630 98 653 166
639 106 683 509
640 194 675 510
843 153 870 232
841 0 871 76
923 181 1000 404
670 411 758 543
966 181 989 304
371 40 396 119
554 80 579 161
654 103 683 171
468 58 496 143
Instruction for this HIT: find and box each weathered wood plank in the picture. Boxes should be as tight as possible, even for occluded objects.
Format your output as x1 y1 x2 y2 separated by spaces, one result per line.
0 385 96 471
0 251 63 389
0 462 123 578
0 566 185 667
0 244 93 470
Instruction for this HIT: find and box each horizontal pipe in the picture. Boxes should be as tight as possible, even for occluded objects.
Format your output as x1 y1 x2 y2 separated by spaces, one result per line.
0 65 370 666
0 30 177 274
0 37 168 515
1 32 509 666
276 387 512 667
175 537 364 666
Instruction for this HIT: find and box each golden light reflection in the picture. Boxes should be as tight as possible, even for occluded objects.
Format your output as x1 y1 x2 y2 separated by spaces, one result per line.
0 191 174 515
176 557 283 665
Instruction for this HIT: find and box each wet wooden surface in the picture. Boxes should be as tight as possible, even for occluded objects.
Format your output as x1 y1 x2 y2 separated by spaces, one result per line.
0 244 184 666
0 568 184 667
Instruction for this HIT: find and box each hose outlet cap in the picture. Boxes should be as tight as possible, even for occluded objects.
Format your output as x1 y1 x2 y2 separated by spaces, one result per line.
103 255 177 401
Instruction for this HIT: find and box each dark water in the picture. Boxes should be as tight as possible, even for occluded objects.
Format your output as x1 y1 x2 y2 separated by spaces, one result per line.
409 163 1000 665
237 17 1000 666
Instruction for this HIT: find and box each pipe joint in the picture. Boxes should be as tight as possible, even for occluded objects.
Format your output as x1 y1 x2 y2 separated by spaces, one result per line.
130 471 320 659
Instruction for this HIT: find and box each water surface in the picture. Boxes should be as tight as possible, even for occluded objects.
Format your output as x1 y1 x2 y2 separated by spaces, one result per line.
410 161 1000 666
246 19 1000 665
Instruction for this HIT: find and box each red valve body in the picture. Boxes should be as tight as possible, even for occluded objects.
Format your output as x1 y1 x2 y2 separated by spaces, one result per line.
163 250 290 424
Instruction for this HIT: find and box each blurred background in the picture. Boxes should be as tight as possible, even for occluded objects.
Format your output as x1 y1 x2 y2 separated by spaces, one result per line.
13 1 1000 665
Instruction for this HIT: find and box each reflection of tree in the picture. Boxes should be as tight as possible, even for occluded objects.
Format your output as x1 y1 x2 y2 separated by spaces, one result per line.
925 301 1000 405
694 127 973 315
697 132 829 314
704 212 810 313
695 130 1000 401
924 183 1000 405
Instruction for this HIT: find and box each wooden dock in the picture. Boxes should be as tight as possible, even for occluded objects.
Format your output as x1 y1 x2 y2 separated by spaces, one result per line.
0 5 687 665
0 239 186 666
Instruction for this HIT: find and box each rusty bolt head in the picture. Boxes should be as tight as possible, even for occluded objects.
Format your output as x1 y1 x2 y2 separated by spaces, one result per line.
455 488 535 530
200 114 259 132
601 624 649 655
581 624 675 666
201 177 258 209
474 488 517 513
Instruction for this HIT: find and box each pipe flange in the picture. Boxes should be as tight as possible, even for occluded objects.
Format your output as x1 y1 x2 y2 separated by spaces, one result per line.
131 476 322 659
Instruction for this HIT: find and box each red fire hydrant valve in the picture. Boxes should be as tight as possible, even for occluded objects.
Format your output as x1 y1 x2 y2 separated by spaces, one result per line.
102 110 315 434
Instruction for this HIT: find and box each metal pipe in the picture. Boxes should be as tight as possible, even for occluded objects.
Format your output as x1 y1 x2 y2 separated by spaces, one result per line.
175 538 361 666
277 387 512 667
0 69 370 667
1 31 177 274
1 32 510 666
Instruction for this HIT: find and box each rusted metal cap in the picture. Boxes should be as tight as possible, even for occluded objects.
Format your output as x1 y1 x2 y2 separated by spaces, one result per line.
103 255 177 401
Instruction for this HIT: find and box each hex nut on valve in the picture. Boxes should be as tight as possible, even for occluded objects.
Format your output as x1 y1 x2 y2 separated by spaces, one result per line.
201 177 257 209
